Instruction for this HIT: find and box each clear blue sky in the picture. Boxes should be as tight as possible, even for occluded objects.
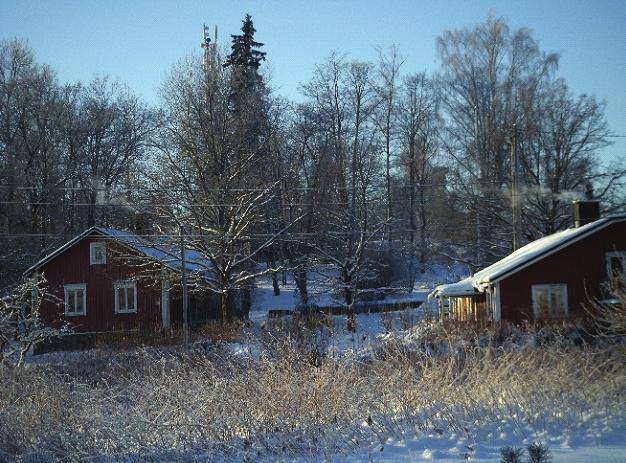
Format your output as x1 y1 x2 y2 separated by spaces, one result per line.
1 0 625 164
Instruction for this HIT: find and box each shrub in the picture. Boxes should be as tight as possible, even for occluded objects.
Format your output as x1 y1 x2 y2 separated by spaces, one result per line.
587 275 626 339
500 446 524 463
527 442 552 463
0 325 623 460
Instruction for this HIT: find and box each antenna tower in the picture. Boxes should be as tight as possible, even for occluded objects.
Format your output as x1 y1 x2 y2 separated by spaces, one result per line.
201 23 218 73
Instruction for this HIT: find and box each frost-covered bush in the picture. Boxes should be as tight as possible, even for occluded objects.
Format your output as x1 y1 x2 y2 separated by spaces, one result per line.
0 276 70 368
587 275 626 339
0 328 624 461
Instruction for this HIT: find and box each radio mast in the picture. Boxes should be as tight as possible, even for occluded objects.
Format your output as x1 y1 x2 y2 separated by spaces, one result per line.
201 24 218 73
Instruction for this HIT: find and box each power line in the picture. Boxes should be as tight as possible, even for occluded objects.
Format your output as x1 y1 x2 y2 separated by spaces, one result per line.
0 190 581 208
1 170 623 193
0 224 523 240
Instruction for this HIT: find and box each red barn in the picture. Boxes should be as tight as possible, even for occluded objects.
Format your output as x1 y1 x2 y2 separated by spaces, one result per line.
23 227 218 334
430 204 626 324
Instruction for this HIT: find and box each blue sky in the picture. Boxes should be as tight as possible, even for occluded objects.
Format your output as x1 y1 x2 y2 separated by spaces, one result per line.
1 0 625 163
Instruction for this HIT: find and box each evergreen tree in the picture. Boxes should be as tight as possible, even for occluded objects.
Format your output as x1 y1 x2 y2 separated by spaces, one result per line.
223 13 266 69
223 14 283 297
223 14 266 91
221 13 269 169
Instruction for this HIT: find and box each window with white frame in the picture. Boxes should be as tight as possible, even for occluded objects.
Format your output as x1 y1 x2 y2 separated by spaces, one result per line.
114 281 137 313
606 252 626 281
64 284 86 316
532 284 568 319
90 242 106 265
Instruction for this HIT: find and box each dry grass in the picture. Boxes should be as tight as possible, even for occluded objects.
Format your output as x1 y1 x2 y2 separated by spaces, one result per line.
0 323 624 461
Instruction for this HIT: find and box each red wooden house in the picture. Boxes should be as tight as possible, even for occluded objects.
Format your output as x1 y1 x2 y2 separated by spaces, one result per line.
23 227 218 334
430 202 626 324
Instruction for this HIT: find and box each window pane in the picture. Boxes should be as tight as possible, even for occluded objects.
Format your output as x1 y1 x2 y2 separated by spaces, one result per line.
127 286 135 311
610 257 624 278
74 289 84 313
118 288 126 311
550 286 564 316
68 291 75 313
92 243 106 263
535 287 549 317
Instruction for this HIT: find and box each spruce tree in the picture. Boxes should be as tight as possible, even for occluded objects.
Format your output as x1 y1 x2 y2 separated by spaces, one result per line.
223 14 266 94
223 13 278 292
224 14 266 70
222 14 267 120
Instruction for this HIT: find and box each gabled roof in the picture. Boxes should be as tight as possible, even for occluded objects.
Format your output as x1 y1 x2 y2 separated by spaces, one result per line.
23 227 212 276
431 214 626 298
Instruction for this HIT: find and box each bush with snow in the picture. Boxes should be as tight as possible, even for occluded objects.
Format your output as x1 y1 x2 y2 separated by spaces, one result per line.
0 276 70 368
0 321 624 461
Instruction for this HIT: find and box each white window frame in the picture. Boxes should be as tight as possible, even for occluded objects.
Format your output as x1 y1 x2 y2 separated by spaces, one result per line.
114 281 138 314
90 242 106 265
606 251 626 280
531 284 568 319
64 284 87 316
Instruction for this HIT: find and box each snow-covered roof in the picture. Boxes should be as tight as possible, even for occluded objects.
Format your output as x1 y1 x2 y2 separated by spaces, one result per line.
24 226 212 276
429 277 477 300
97 228 211 273
430 214 626 299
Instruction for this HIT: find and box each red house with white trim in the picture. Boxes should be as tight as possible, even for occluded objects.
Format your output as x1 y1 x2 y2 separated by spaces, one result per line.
23 227 218 334
430 203 626 324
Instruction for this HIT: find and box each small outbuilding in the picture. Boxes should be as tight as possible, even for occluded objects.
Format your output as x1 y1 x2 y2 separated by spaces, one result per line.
430 202 626 324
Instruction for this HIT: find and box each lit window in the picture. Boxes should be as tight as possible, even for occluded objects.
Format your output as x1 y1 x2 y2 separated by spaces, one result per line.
90 242 106 265
114 281 137 314
532 284 568 319
64 284 86 316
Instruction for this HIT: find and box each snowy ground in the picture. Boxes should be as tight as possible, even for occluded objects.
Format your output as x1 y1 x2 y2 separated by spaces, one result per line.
249 263 467 322
299 417 626 462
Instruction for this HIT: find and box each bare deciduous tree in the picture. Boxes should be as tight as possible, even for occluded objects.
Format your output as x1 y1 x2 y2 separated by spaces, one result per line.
0 275 69 367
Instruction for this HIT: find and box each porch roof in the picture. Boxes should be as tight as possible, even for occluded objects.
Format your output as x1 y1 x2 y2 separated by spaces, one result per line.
429 277 477 300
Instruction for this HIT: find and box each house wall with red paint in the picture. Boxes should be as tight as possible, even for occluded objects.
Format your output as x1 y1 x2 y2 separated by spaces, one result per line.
37 234 165 333
498 221 626 324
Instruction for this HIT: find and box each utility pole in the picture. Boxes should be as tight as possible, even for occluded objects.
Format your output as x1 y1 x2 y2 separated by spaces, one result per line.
473 104 483 269
510 124 522 251
180 225 189 350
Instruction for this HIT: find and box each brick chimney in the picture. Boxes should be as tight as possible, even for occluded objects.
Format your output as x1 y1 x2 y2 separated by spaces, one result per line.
572 200 600 228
